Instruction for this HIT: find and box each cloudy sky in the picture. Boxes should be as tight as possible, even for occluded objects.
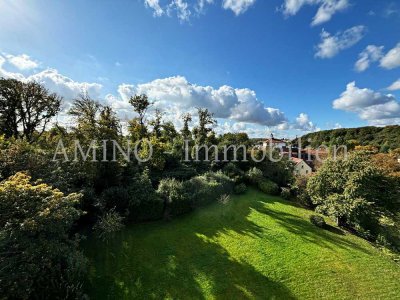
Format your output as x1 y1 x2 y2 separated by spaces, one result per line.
0 0 399 137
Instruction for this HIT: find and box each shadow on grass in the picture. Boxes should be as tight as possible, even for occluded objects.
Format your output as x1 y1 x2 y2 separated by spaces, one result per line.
83 189 370 299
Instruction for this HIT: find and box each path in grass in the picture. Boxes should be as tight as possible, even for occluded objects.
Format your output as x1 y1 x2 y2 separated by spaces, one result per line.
82 189 400 299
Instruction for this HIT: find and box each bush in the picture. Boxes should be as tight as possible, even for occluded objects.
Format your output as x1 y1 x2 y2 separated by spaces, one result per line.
247 167 263 185
258 179 279 195
127 169 164 222
94 210 125 241
280 187 291 200
0 173 86 299
234 183 247 195
310 215 326 228
223 162 245 183
100 186 131 215
291 175 313 208
187 171 234 207
157 178 192 217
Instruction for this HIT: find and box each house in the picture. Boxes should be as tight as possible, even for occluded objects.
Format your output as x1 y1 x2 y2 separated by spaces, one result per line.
290 157 312 176
262 134 287 150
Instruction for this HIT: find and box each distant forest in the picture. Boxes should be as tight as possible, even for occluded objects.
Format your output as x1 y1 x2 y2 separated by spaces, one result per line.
297 125 400 152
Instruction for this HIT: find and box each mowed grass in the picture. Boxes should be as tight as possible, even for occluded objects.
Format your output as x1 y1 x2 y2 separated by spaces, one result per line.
82 189 400 299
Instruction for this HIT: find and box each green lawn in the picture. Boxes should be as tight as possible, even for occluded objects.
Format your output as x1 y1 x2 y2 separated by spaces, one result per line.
82 189 400 299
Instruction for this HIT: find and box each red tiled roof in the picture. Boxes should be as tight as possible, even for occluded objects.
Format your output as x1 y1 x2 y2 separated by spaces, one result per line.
290 157 303 165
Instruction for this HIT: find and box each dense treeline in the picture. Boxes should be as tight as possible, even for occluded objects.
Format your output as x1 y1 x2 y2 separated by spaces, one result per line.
297 126 400 152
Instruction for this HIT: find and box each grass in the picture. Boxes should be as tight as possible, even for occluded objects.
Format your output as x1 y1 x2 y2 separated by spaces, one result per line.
82 189 400 299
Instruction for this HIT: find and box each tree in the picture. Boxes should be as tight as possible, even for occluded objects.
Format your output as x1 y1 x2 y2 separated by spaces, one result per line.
129 94 151 139
307 152 392 226
149 109 163 138
181 113 192 140
192 108 216 144
68 94 101 138
0 172 86 299
0 78 62 142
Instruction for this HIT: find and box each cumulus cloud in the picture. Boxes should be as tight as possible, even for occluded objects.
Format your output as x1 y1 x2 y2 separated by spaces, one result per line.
4 53 39 70
109 76 287 127
222 0 256 15
293 113 319 132
0 53 102 107
354 45 384 72
387 79 400 91
333 82 400 124
281 0 349 26
315 26 366 59
380 43 400 70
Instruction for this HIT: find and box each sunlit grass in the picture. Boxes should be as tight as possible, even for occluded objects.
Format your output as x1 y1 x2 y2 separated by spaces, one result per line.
83 189 400 299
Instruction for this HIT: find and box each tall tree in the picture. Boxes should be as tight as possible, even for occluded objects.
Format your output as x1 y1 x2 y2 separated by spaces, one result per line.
149 109 163 138
181 113 192 140
68 94 101 138
192 108 216 144
0 78 62 142
129 94 151 139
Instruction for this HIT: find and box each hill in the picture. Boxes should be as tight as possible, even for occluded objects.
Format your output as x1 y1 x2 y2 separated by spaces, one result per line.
297 125 400 151
82 189 400 299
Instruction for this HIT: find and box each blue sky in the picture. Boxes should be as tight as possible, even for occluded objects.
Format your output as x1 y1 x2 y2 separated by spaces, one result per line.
0 0 400 137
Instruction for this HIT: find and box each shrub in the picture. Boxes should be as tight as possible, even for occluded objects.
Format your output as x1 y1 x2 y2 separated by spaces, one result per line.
234 183 247 195
310 215 326 228
258 179 279 195
223 162 245 183
127 169 164 222
187 171 234 207
247 167 263 185
291 175 313 208
0 173 86 299
100 186 130 215
94 210 125 241
280 187 291 200
157 178 192 217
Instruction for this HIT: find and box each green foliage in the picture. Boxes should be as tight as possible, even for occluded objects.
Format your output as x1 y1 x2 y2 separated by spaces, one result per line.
127 169 164 222
310 215 326 228
247 167 263 185
234 183 247 195
187 171 234 207
222 162 245 183
307 152 399 232
94 210 125 241
0 79 62 142
291 175 313 207
299 125 400 151
0 173 86 299
157 178 192 217
258 179 280 195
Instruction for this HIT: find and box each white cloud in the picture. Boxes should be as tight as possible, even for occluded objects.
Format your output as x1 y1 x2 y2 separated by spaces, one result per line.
387 79 400 91
168 0 191 22
143 0 255 20
28 69 103 103
0 53 102 107
315 26 366 59
293 113 319 132
354 45 384 72
110 76 287 127
333 82 400 124
281 0 349 26
380 43 400 70
145 0 164 16
222 0 256 15
4 53 39 70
